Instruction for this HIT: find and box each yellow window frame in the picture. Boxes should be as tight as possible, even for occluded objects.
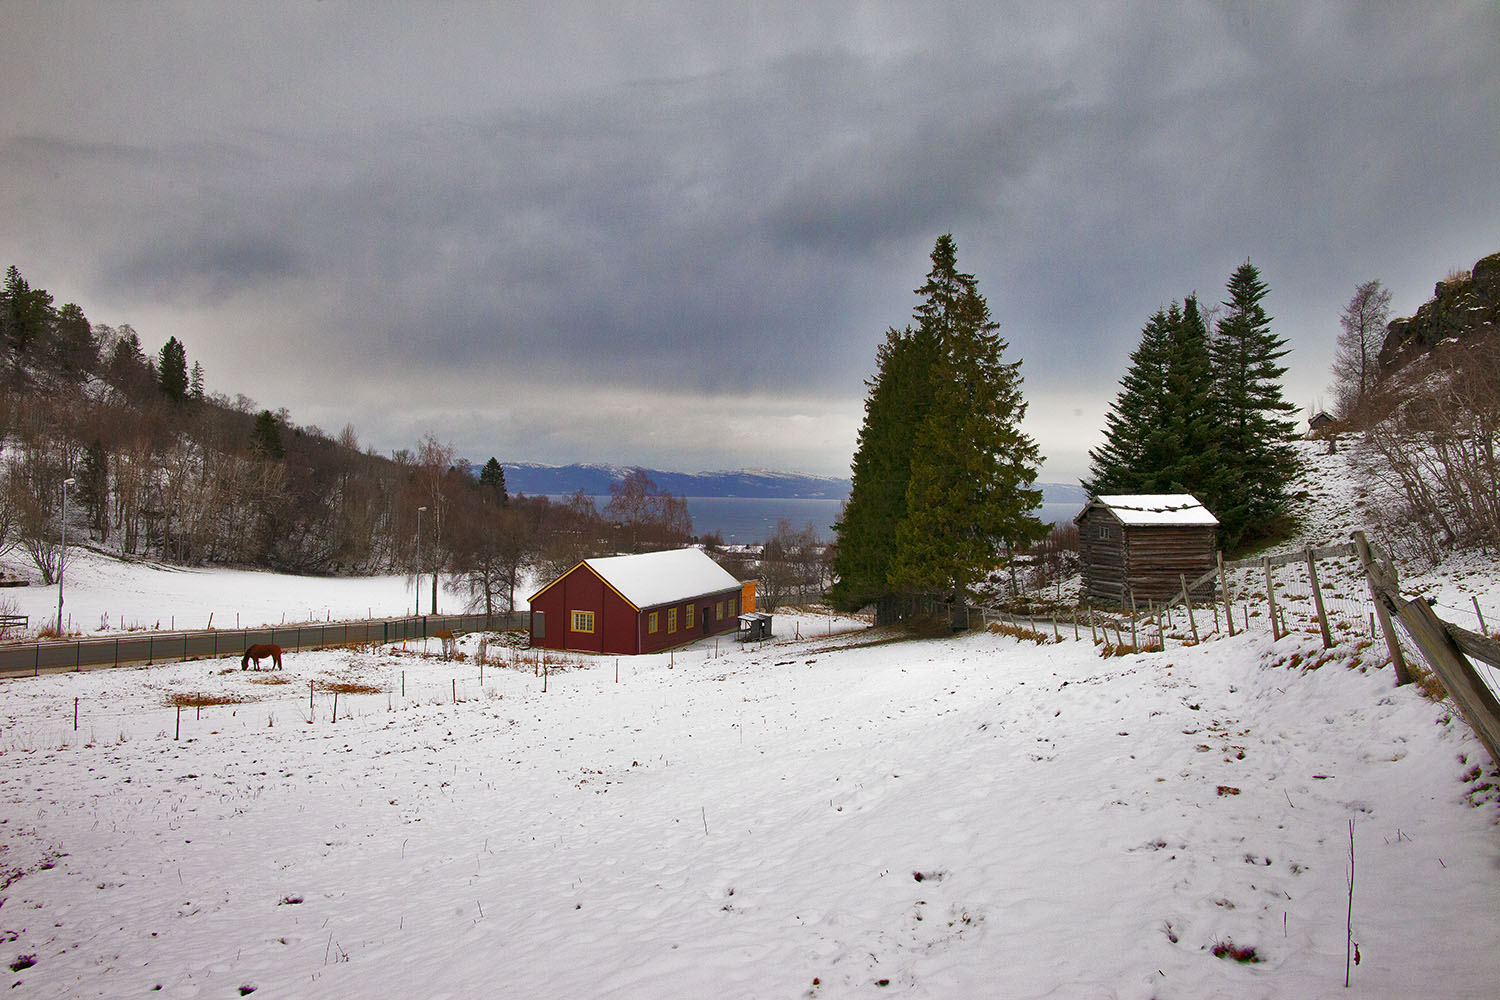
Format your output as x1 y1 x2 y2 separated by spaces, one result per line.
648 611 659 633
571 610 595 633
667 607 678 633
686 604 696 629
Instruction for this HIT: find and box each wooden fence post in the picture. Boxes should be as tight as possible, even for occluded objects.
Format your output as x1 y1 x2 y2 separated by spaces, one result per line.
1474 596 1489 635
1306 548 1333 649
1263 557 1281 641
1391 597 1500 768
1218 551 1235 637
1180 574 1199 642
1354 531 1412 686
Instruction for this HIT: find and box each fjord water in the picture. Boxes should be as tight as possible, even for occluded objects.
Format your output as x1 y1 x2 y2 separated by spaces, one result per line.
683 497 1083 543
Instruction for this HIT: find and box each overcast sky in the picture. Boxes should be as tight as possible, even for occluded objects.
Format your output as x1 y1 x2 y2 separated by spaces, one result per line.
3 2 1497 483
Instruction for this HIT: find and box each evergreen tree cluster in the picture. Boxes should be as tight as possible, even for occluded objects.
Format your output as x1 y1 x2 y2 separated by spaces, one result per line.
4 264 98 378
1084 260 1299 551
2 264 206 404
832 236 1046 621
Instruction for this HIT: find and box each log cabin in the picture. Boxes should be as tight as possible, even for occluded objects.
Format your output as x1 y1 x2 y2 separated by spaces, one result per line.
1074 494 1219 608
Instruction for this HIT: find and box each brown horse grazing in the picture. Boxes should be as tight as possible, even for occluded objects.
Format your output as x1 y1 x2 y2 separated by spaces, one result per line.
242 643 283 671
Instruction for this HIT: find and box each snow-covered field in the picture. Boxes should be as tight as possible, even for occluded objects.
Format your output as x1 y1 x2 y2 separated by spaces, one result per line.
0 553 470 637
3 442 1500 998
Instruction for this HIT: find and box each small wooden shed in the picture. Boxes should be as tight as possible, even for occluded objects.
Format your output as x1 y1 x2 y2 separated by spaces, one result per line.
527 547 745 655
1074 494 1219 608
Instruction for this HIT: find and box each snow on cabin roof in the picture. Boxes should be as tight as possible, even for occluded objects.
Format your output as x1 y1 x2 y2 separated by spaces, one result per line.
1083 494 1220 527
581 548 742 609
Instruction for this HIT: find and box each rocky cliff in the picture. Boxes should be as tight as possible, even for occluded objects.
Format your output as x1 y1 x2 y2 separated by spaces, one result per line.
1378 249 1500 374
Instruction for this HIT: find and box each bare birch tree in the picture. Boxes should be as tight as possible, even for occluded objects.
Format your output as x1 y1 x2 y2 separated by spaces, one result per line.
1331 279 1392 419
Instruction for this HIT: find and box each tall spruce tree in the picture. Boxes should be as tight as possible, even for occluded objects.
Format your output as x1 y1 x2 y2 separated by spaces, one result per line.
1084 307 1174 495
251 409 285 460
1161 295 1225 501
158 336 189 402
479 457 510 506
3 265 54 364
1084 297 1222 497
886 235 1045 613
829 323 937 617
1209 260 1299 548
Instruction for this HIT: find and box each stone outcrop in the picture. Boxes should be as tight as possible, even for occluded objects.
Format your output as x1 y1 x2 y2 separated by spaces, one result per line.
1378 249 1500 374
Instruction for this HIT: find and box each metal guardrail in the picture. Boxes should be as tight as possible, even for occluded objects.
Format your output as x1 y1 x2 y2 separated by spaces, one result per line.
0 611 528 676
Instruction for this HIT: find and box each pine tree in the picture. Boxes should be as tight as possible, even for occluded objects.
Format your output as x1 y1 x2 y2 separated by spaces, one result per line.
52 302 96 377
1210 260 1299 548
105 326 154 399
1084 307 1174 496
1085 296 1226 516
78 439 110 541
887 236 1045 611
189 361 205 400
829 323 937 617
1160 296 1226 502
158 336 188 401
3 265 55 363
251 409 285 460
479 457 509 506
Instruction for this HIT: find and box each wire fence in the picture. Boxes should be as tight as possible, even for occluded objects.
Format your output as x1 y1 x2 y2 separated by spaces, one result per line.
0 611 528 677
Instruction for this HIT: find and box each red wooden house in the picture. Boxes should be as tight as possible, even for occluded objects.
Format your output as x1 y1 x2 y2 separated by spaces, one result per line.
527 548 746 655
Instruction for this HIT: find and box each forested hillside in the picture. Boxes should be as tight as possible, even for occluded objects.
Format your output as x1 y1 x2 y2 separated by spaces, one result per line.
0 267 692 610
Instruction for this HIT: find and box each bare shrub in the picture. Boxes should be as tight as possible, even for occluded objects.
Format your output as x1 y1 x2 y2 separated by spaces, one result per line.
1355 339 1500 562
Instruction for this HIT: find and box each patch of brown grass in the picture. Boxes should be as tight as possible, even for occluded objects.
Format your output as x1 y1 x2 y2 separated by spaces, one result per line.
986 621 1051 644
1408 663 1448 702
322 680 385 696
165 691 253 709
1098 641 1161 657
248 673 293 686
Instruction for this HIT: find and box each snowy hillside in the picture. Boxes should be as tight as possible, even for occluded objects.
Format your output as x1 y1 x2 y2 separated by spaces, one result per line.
2 441 1499 998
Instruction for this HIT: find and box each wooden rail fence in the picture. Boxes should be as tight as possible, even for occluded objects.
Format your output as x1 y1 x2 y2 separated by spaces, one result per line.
979 530 1500 767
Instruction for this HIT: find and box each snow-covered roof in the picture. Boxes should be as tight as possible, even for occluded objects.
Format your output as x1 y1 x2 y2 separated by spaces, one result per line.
544 548 742 610
1080 494 1219 527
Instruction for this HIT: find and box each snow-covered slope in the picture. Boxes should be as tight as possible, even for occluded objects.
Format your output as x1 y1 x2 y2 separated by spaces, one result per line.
2 441 1499 998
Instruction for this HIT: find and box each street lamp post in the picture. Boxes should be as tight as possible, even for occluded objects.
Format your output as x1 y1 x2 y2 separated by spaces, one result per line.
57 477 76 635
415 506 427 617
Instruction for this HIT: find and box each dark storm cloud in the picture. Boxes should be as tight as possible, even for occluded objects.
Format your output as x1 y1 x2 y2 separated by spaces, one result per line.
2 2 1497 479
